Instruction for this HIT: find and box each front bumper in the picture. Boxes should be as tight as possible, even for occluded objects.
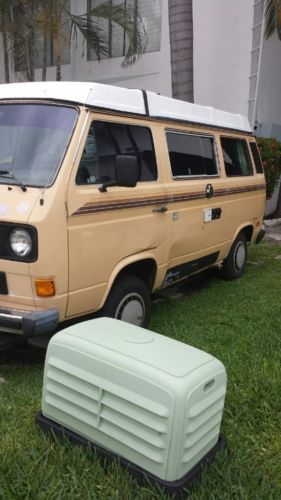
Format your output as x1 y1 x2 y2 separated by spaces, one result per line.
0 307 59 337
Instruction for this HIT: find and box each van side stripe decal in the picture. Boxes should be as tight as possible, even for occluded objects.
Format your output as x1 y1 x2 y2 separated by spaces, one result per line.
172 184 266 204
72 195 171 216
214 184 265 197
71 183 265 216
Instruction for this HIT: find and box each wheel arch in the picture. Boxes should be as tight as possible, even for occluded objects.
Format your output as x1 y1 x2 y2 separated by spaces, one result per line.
232 224 254 244
240 224 254 242
117 259 157 289
100 254 157 309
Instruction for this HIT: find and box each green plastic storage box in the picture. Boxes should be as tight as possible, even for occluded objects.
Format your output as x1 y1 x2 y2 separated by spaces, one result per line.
37 318 227 494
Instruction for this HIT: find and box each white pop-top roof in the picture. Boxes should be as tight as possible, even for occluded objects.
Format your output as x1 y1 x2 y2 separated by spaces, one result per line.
0 81 252 133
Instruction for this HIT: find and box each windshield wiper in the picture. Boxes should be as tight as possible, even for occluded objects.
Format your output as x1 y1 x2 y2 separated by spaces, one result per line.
0 170 27 192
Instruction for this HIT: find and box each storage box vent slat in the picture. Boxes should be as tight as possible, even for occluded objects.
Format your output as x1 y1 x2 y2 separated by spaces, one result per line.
186 398 224 432
48 356 169 417
185 415 223 450
46 363 170 434
45 355 171 465
187 400 225 433
182 427 220 464
189 386 226 419
45 393 167 463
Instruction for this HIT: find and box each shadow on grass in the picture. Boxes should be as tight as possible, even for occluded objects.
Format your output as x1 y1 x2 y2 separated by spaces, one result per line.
152 268 218 301
0 343 46 365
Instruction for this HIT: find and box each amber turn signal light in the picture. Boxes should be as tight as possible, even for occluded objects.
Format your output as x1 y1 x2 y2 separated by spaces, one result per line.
35 279 56 297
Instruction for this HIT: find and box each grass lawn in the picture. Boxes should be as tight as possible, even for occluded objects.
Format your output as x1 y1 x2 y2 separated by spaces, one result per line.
0 240 281 499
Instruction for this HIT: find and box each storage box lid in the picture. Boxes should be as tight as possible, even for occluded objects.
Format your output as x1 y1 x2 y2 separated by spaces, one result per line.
52 318 217 378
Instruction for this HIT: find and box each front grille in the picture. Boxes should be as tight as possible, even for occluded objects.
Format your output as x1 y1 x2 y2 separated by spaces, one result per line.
45 357 171 465
0 272 8 294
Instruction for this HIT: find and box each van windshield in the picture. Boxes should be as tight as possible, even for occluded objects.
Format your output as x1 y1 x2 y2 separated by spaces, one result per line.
0 103 77 188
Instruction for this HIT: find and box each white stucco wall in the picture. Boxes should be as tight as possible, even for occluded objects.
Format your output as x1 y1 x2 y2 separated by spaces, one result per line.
193 0 253 115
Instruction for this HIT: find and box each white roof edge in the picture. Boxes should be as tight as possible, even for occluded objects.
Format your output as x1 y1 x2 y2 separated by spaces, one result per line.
146 91 252 133
0 82 146 115
0 81 252 133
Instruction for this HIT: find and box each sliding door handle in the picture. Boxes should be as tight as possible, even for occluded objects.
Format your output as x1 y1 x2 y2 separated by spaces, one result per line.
152 206 167 213
206 183 214 198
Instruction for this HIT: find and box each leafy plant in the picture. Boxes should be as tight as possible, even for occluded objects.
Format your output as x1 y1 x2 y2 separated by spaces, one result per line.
256 137 281 197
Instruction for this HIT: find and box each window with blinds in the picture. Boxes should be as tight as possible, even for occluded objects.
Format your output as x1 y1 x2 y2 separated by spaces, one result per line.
87 0 162 61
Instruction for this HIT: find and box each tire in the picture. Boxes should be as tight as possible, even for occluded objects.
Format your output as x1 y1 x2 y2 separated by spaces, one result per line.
101 275 151 328
221 233 247 280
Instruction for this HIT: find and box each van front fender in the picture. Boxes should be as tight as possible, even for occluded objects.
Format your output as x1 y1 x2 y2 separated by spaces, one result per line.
99 251 163 309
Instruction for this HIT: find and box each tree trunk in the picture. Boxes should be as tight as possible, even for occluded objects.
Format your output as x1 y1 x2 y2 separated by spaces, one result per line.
26 29 35 81
55 33 62 81
52 1 62 81
23 0 35 82
42 25 48 81
168 0 194 102
2 27 10 83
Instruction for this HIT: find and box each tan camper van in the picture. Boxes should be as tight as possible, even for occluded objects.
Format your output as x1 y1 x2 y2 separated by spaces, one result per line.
0 82 265 336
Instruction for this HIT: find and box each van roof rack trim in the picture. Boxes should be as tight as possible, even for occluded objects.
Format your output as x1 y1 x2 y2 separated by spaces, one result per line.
0 81 252 133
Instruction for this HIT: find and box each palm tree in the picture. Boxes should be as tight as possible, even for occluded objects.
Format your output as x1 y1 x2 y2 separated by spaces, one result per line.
264 0 281 39
0 0 17 82
168 0 193 102
0 1 11 82
11 0 147 82
12 0 39 81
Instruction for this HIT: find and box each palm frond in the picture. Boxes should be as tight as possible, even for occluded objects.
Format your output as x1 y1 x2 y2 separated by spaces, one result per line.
68 13 109 60
264 0 281 40
89 2 147 66
64 2 147 66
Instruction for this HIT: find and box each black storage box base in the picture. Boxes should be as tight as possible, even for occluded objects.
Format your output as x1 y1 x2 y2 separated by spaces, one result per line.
36 411 226 496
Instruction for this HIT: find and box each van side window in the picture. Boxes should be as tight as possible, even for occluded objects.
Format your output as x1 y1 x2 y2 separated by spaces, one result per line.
166 132 218 178
76 121 157 185
221 138 253 176
249 142 264 173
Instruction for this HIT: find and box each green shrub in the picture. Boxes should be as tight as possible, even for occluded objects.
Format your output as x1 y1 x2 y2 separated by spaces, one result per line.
256 137 281 198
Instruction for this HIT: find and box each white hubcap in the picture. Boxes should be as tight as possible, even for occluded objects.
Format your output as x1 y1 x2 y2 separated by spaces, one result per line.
115 293 145 326
235 242 246 270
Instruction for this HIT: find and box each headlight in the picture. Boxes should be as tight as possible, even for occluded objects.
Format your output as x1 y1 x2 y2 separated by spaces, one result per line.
9 229 32 257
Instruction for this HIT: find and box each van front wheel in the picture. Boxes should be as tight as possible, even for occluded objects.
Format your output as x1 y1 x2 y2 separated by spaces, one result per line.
102 275 151 328
221 233 247 280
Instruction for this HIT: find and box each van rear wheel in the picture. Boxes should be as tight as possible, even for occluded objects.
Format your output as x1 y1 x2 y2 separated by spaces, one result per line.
221 233 247 280
102 275 151 328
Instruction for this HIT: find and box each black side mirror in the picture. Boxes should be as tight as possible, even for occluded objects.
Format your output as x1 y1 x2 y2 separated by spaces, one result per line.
115 155 139 187
99 155 139 192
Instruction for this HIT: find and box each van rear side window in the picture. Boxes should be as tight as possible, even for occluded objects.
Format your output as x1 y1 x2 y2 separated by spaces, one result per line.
76 121 157 185
221 137 253 176
249 142 264 173
166 132 218 178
